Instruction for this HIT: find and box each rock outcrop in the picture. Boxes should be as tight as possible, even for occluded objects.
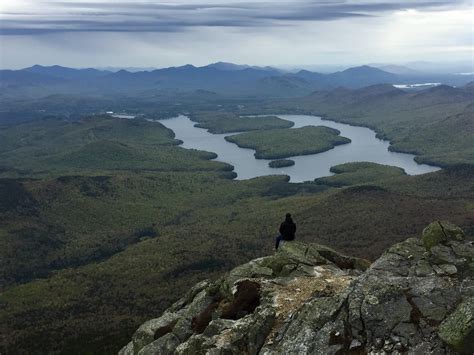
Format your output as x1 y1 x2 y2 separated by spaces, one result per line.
120 221 473 355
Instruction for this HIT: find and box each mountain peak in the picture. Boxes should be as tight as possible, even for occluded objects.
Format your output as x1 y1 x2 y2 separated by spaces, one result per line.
120 221 472 355
204 62 250 71
341 65 391 74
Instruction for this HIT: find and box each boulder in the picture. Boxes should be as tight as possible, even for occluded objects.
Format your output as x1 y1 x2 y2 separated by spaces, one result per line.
422 221 464 250
138 333 180 355
276 241 327 266
129 312 180 354
438 297 474 353
310 243 371 271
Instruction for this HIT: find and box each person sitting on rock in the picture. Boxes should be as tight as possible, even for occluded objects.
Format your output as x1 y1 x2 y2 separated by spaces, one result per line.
275 213 296 250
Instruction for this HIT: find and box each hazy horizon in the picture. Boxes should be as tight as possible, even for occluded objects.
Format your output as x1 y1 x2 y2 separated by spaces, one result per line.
1 0 472 70
4 60 474 75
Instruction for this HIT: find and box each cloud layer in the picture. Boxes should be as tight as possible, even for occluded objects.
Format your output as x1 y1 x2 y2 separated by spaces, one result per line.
0 1 472 69
0 0 469 35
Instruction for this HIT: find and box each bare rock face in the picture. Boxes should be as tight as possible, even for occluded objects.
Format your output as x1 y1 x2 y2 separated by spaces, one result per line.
119 222 473 355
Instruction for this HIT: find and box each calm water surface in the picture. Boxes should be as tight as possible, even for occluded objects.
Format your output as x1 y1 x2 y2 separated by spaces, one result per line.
159 114 440 182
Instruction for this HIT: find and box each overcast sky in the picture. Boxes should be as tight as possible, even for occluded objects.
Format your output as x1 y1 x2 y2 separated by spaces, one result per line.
0 0 472 69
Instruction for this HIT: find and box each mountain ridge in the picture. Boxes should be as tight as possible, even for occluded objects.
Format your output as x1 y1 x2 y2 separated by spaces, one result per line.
2 63 473 99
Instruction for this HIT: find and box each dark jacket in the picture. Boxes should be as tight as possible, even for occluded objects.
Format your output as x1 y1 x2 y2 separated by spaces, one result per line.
279 217 296 240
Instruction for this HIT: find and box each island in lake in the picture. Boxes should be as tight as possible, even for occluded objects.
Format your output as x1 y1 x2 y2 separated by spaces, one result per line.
225 125 351 159
269 159 295 168
193 114 294 133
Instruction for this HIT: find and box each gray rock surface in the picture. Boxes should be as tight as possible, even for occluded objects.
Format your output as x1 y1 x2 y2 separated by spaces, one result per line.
120 222 473 355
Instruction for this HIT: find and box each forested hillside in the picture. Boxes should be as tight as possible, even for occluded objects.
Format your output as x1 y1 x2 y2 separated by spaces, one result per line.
249 83 474 167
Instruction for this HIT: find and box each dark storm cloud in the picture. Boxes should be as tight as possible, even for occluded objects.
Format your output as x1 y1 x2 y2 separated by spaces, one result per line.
0 0 469 35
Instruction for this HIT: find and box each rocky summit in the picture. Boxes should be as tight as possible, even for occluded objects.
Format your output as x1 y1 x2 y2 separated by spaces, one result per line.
120 221 474 355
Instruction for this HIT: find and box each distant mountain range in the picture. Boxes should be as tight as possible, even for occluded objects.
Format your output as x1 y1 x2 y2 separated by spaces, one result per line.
1 62 473 100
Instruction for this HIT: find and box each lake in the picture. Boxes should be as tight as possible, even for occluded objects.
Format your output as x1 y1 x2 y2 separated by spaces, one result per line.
393 83 441 90
159 114 440 182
